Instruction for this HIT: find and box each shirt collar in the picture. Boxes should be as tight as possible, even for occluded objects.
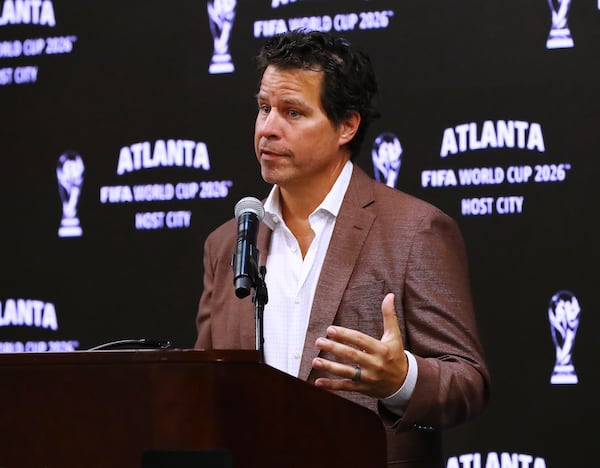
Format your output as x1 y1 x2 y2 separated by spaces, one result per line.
263 160 353 229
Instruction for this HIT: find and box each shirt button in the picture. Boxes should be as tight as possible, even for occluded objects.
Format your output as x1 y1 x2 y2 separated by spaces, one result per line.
290 246 297 253
272 216 279 223
294 297 300 304
294 352 301 359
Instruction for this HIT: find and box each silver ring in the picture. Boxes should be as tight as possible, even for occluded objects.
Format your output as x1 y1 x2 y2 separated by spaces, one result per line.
352 364 361 382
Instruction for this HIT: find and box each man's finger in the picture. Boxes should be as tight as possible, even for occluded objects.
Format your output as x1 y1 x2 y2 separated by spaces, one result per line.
381 292 401 340
323 326 377 356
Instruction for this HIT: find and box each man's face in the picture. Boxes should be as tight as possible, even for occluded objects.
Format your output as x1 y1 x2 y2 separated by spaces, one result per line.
254 65 351 193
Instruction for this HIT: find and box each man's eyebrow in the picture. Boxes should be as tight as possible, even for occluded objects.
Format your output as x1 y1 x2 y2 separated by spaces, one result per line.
256 94 306 108
280 97 306 107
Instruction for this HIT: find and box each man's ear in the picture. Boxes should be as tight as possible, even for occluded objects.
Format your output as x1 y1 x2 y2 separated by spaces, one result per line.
338 111 361 146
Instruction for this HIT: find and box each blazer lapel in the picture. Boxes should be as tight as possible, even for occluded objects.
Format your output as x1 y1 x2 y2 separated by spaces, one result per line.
297 167 376 381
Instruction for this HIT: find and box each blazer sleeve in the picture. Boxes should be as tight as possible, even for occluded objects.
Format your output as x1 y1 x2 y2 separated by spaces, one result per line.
382 208 491 432
195 231 217 349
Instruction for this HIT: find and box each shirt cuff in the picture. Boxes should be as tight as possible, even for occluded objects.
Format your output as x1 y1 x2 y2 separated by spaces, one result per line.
380 350 418 417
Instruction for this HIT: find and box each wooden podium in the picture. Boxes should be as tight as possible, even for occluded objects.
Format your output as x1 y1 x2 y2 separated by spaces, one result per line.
0 349 386 467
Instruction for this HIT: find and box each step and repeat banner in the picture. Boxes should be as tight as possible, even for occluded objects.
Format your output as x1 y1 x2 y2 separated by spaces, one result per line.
1 0 598 466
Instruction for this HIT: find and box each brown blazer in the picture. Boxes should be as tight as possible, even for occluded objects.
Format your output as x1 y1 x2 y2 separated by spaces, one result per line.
196 166 491 467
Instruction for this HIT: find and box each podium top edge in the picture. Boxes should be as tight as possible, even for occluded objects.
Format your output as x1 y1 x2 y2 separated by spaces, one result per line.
0 349 262 366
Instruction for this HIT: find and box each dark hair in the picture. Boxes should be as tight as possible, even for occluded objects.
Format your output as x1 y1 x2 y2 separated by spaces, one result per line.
255 29 380 159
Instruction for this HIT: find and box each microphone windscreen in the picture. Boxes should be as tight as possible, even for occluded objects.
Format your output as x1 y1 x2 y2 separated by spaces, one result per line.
234 196 265 220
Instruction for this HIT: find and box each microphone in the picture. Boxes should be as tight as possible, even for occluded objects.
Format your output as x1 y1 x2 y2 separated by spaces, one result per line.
233 197 265 298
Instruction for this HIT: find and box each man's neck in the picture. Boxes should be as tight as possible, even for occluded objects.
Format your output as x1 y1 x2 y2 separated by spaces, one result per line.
279 158 349 222
277 157 350 258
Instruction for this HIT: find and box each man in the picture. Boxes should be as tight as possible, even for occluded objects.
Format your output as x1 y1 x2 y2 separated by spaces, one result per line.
196 30 491 467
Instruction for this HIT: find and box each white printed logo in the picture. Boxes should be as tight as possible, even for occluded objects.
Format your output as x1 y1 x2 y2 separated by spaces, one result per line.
57 150 84 238
546 0 574 49
372 132 402 189
548 290 580 384
207 0 236 74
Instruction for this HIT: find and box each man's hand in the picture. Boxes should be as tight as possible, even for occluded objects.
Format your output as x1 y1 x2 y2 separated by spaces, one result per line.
312 293 408 399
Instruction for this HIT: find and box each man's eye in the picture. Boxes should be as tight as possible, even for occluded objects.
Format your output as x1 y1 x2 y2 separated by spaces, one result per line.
259 105 270 113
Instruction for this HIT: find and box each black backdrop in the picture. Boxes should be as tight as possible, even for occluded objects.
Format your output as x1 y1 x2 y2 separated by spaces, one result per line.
1 1 599 466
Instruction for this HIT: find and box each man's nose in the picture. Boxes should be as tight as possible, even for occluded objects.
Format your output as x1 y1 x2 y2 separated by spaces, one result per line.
258 110 282 138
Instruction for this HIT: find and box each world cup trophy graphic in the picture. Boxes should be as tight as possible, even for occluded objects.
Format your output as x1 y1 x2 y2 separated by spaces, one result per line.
548 290 581 384
57 150 85 238
546 0 574 49
372 132 403 189
207 0 237 74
